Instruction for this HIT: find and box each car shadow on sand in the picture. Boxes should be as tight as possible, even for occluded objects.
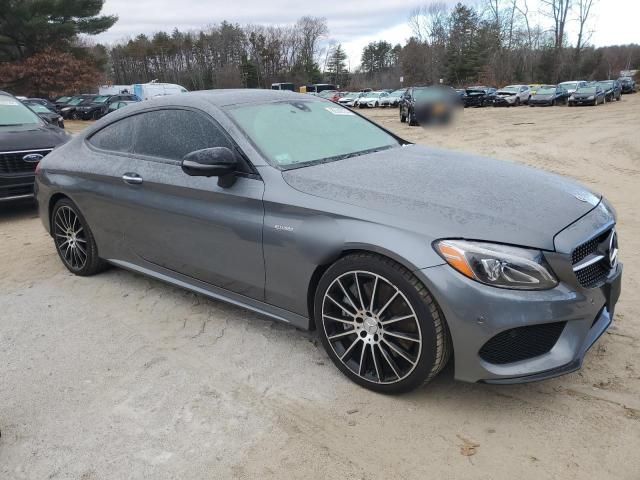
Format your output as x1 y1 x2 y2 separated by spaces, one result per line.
0 199 39 223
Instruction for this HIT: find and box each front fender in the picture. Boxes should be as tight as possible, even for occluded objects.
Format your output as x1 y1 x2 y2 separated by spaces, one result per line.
262 205 444 319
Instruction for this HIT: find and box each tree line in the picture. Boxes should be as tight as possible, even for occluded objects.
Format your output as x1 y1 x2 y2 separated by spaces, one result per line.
1 0 639 98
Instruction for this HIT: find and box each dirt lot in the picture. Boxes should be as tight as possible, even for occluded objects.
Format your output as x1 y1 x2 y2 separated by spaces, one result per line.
1 97 639 480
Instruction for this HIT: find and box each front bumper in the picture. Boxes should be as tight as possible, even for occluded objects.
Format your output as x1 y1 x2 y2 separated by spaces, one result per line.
0 173 35 201
529 99 554 106
416 204 621 384
493 96 517 106
569 98 596 105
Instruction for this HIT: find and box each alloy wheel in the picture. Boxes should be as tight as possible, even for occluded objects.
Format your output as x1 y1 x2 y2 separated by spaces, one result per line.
321 270 422 385
53 205 88 270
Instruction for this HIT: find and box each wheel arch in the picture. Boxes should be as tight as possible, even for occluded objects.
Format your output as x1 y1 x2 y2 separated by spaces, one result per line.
306 246 428 331
48 192 72 233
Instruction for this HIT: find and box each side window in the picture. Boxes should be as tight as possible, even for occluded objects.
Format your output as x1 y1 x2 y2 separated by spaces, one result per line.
132 109 234 160
88 116 135 152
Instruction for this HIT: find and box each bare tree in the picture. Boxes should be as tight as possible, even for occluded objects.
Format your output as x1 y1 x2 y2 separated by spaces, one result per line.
540 0 573 80
575 0 596 56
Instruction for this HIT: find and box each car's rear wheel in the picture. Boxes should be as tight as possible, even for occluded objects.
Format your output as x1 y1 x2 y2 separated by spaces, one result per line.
315 253 450 393
52 199 107 276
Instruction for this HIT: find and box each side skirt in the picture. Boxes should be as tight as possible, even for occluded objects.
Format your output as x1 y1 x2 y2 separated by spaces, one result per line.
108 258 311 330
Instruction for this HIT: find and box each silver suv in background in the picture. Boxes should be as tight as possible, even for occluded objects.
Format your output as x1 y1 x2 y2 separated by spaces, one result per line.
558 80 588 95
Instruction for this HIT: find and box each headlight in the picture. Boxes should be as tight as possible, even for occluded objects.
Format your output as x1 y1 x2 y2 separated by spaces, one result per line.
434 240 558 290
587 96 594 100
61 107 71 111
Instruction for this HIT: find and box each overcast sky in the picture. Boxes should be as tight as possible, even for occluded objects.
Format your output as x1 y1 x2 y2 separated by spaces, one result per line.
95 0 640 69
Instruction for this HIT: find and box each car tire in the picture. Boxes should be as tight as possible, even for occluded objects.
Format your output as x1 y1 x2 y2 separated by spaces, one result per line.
71 112 79 120
551 99 556 106
51 198 108 276
408 111 418 126
400 111 406 123
515 97 521 106
314 252 451 393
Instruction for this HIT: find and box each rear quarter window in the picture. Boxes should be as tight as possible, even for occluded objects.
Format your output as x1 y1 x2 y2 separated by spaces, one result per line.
88 116 135 153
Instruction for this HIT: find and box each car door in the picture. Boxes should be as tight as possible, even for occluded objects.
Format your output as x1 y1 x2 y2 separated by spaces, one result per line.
117 108 266 300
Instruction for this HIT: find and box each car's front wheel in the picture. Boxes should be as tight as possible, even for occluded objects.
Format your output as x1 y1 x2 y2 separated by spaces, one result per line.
52 198 107 276
315 253 450 393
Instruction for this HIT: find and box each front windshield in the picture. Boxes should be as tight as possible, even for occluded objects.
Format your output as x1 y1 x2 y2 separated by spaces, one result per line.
56 96 71 103
367 92 382 98
414 89 438 100
389 90 404 98
92 96 110 103
501 86 519 93
228 100 399 168
27 103 53 113
68 97 86 106
0 97 42 126
537 87 556 94
560 82 578 91
576 87 596 93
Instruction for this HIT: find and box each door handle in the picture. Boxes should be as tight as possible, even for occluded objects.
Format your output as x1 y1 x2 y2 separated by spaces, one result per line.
122 173 143 185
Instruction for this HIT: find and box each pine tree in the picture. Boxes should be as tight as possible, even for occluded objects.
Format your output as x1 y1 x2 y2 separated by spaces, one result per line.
0 0 117 61
325 44 348 86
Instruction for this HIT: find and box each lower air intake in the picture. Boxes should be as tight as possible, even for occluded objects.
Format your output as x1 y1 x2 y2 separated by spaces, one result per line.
479 321 567 365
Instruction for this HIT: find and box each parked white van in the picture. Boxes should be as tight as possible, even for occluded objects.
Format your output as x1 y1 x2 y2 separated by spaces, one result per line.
98 85 135 95
132 82 188 100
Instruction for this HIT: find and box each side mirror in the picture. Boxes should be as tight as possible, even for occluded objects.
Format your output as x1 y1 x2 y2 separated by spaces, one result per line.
182 147 238 187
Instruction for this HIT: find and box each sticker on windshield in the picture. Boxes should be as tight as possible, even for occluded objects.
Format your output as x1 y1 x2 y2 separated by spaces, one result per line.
325 107 354 116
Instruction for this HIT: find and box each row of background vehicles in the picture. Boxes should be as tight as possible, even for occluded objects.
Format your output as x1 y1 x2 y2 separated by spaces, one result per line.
1 82 187 202
315 76 635 128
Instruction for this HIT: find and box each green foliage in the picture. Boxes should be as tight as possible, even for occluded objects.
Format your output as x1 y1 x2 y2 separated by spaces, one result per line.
325 44 348 86
360 41 399 75
0 0 117 61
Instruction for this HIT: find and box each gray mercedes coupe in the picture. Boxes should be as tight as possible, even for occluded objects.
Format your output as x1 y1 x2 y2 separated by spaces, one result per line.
35 90 622 393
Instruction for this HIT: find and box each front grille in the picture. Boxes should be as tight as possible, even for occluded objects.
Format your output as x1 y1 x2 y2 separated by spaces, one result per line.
479 322 567 364
0 149 52 175
575 261 610 288
571 229 616 288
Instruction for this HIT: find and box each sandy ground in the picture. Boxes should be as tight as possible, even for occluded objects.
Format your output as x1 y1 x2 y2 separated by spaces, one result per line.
1 96 639 480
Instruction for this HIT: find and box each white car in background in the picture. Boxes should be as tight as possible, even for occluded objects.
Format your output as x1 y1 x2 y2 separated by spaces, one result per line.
493 85 531 106
558 81 588 95
380 89 406 107
338 92 364 107
356 91 389 108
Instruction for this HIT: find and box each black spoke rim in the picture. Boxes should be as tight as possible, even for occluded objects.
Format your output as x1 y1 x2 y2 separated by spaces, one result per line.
322 270 422 385
53 206 88 270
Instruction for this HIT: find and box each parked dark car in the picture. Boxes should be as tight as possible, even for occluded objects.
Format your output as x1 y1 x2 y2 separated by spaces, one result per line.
399 86 455 126
25 97 60 113
75 94 140 120
0 91 68 201
60 95 98 120
528 85 570 106
617 77 636 94
23 101 65 128
597 80 622 102
463 87 496 107
105 100 138 116
54 96 73 110
35 90 622 393
568 85 606 106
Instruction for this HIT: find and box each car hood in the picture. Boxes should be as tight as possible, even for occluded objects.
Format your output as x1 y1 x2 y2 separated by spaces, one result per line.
282 144 600 250
533 94 554 99
0 123 69 151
